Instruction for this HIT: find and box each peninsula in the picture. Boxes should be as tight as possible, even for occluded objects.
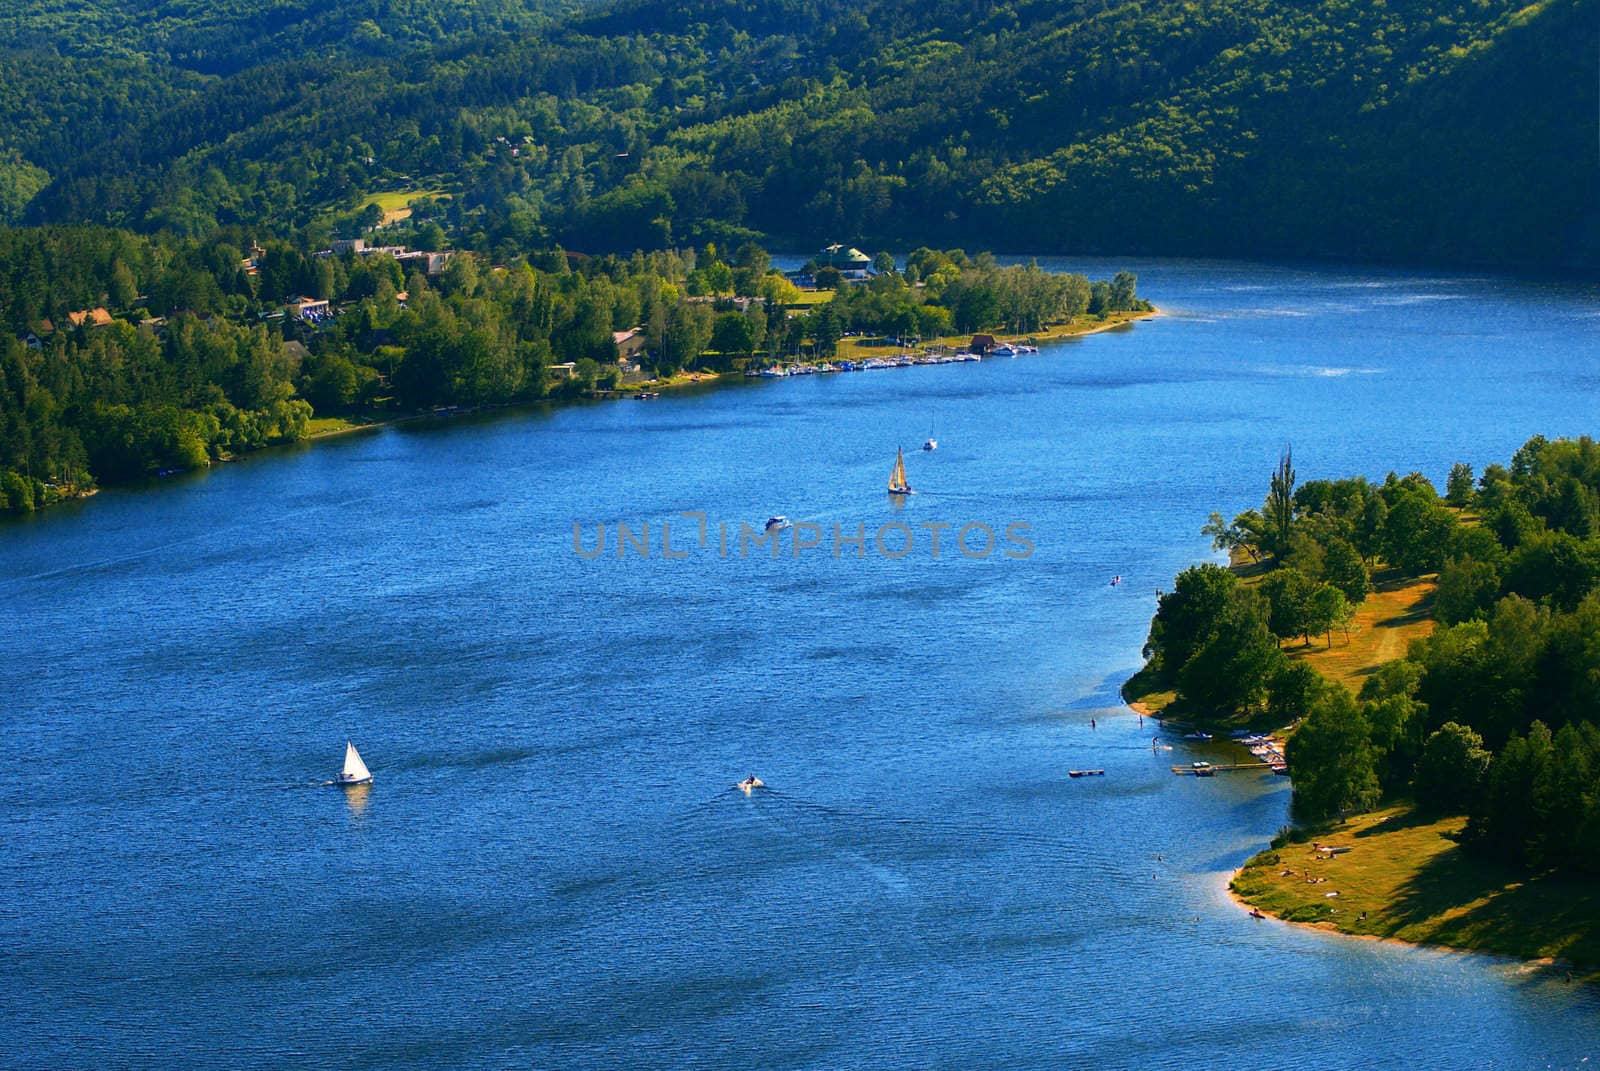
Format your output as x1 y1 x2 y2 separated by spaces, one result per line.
1125 440 1600 980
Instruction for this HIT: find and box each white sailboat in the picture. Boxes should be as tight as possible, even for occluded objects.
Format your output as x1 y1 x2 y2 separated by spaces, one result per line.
337 740 373 785
888 447 913 495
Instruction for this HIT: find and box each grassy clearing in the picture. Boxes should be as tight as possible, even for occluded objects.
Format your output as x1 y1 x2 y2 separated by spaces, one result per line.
1279 571 1437 692
1230 803 1600 978
362 188 447 225
305 415 384 438
831 309 1150 357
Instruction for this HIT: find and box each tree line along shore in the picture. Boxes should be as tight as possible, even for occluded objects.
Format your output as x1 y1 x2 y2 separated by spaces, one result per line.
0 230 1150 516
1126 438 1600 978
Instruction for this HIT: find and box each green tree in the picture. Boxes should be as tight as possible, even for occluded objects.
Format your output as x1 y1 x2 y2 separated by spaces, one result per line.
1286 687 1381 820
1382 489 1459 574
708 312 757 368
1143 563 1238 681
1260 567 1316 644
1265 448 1296 560
1415 722 1491 814
1202 510 1261 563
1322 537 1370 603
1434 556 1502 624
1266 660 1326 725
1177 588 1284 716
1446 462 1476 507
1305 584 1349 648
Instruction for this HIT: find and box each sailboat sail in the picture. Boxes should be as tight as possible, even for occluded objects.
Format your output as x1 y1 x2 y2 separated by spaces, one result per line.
342 741 372 783
888 448 909 493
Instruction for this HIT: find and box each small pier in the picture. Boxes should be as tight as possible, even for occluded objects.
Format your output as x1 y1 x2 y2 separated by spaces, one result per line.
1171 762 1282 775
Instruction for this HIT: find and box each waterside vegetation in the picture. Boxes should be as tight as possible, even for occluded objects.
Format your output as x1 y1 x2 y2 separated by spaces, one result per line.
1128 437 1600 970
0 231 1147 514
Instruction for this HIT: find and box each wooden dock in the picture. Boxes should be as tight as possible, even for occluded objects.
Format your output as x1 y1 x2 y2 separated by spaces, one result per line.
1171 762 1284 775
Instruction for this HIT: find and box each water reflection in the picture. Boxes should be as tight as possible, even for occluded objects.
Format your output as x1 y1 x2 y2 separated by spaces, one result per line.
340 782 371 817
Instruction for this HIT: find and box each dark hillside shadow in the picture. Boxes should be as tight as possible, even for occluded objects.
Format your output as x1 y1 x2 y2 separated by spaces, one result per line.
1382 843 1600 967
1354 806 1444 838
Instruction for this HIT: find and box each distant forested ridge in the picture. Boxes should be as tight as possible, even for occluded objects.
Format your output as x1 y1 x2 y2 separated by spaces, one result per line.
0 0 1593 269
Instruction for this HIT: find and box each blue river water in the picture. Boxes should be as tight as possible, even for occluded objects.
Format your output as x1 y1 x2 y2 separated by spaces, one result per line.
2 258 1598 1068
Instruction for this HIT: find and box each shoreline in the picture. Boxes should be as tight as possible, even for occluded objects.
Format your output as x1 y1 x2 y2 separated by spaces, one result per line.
6 307 1159 521
1221 804 1600 983
1220 864 1590 982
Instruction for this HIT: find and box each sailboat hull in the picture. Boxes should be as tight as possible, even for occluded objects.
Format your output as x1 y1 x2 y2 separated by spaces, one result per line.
336 774 372 785
888 489 912 495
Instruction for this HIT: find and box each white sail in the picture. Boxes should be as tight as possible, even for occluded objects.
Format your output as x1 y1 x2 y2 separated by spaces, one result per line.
342 740 372 783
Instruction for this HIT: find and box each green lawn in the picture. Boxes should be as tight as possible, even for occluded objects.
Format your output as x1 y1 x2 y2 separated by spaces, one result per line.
1231 803 1600 979
361 188 447 224
1279 572 1437 692
305 414 383 437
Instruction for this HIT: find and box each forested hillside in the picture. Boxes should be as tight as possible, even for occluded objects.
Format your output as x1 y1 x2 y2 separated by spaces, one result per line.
1134 437 1600 878
0 0 1593 268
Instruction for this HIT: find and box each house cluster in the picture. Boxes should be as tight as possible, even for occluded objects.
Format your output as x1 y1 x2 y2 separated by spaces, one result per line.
322 239 453 276
19 307 116 348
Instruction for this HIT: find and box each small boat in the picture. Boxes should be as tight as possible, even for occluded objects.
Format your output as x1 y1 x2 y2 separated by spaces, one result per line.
1192 761 1215 777
765 515 792 532
1184 731 1213 741
1272 764 1290 776
1249 908 1267 920
922 438 937 451
633 391 661 399
737 776 764 794
337 740 373 786
1110 575 1122 586
1068 769 1105 778
887 447 913 495
990 343 1019 357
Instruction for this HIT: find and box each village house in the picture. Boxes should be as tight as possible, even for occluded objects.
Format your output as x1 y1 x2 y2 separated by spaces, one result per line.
65 308 114 329
548 361 577 380
612 329 647 361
